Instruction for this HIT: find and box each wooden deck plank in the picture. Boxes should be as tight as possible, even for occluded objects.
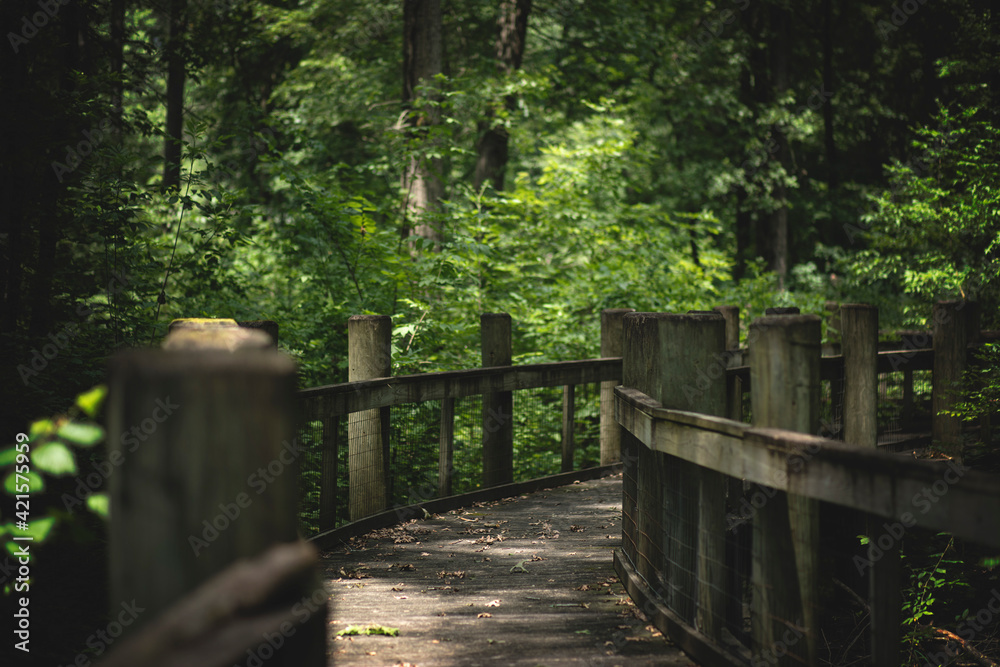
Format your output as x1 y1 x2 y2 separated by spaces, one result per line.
319 475 697 666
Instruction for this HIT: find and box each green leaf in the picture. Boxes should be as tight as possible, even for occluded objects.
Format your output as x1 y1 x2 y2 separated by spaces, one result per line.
87 493 110 519
980 555 1000 569
57 422 104 447
76 385 107 418
0 447 17 467
29 419 55 439
7 516 56 542
5 540 30 560
3 471 43 494
31 441 77 476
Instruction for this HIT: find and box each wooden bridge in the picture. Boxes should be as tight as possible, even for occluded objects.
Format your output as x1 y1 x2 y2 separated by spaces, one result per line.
94 304 1000 666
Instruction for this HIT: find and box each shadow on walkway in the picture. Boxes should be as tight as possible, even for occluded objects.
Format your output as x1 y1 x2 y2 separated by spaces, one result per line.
321 474 696 666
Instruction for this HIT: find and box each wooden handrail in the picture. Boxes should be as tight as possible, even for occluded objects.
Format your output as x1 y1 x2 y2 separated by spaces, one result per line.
298 357 622 417
725 347 942 384
615 385 1000 548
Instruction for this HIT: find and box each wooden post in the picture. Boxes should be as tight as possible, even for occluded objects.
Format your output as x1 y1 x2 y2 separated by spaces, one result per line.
347 315 391 520
108 327 311 639
840 305 899 665
482 313 513 487
96 541 325 667
764 306 800 315
869 534 901 667
622 312 727 631
932 301 968 459
965 303 991 446
714 305 742 422
439 397 455 497
842 304 878 448
600 308 635 465
715 304 748 641
749 314 821 667
167 317 238 335
561 384 575 472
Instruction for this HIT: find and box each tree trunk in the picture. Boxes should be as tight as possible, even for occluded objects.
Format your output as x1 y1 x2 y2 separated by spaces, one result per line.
473 0 532 192
111 0 126 141
737 2 768 281
767 4 790 289
822 0 836 195
402 0 443 245
163 0 186 192
734 187 752 280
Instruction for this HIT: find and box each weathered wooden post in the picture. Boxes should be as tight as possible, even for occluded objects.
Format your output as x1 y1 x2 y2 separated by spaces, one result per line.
841 305 900 665
622 312 727 632
319 412 339 531
561 384 575 472
932 301 968 459
348 315 392 519
749 314 821 667
841 304 878 448
108 321 326 664
482 313 513 487
600 308 635 464
713 305 741 422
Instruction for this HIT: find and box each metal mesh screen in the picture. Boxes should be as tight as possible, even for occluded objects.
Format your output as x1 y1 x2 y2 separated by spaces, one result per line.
622 444 754 659
297 416 324 535
573 381 602 470
389 401 440 508
297 381 606 535
451 393 483 495
513 386 562 481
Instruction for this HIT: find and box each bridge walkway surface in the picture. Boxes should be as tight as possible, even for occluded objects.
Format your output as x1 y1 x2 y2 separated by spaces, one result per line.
320 473 697 666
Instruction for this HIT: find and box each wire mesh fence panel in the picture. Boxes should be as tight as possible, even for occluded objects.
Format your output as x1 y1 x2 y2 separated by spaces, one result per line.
389 401 440 509
740 387 752 424
821 371 846 440
876 371 905 445
297 415 324 536
572 381 602 470
346 407 387 521
452 393 484 495
622 447 755 659
513 385 563 481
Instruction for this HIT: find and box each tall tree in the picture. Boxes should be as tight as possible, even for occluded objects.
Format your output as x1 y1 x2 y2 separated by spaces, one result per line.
766 3 790 288
402 0 443 244
163 0 187 191
473 0 532 192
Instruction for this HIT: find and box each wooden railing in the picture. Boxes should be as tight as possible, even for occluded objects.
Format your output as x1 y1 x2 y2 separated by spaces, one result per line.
613 303 1000 667
296 310 633 531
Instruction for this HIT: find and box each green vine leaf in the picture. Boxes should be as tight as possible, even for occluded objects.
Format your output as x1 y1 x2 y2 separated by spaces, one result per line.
57 422 104 447
31 441 77 476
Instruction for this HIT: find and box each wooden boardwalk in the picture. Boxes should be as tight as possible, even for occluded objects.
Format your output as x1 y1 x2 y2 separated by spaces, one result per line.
320 473 696 666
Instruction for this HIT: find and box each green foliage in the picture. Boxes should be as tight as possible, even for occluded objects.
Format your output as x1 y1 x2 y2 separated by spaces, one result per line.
1 386 109 589
846 105 1000 328
900 535 972 665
